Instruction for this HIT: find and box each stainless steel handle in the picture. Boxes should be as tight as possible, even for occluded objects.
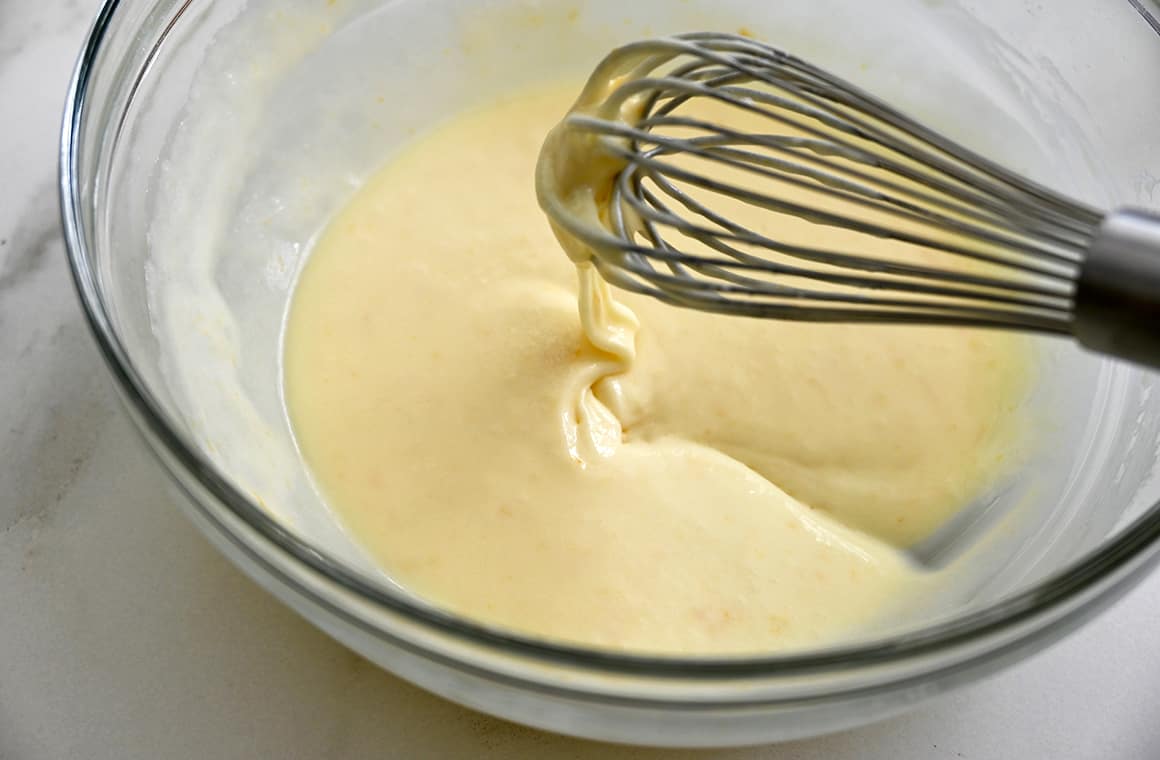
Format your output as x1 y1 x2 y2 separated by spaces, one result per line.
1074 208 1160 369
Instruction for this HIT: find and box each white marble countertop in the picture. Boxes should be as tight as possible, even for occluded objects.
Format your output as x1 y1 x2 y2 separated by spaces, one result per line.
3 1 1160 758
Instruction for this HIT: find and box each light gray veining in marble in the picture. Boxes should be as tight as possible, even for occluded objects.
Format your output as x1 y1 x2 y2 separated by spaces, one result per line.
2 0 1160 758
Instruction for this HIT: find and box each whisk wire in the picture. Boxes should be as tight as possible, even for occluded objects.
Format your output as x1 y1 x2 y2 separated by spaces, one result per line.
574 114 1083 278
625 71 1096 247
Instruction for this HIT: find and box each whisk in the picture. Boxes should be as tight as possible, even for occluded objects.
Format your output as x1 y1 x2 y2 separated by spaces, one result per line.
536 32 1160 368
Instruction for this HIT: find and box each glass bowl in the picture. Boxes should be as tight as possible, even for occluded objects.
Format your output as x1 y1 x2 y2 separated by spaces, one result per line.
61 0 1160 746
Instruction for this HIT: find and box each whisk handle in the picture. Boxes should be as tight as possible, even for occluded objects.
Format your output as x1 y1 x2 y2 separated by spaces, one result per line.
1075 209 1160 369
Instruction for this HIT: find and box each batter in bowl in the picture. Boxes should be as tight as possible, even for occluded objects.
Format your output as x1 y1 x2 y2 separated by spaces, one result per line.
283 83 1031 654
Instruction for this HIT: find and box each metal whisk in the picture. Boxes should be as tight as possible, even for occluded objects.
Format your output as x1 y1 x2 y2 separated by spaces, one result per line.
536 32 1160 368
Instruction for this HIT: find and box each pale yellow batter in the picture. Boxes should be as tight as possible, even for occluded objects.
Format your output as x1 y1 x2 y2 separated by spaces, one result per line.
283 84 1030 654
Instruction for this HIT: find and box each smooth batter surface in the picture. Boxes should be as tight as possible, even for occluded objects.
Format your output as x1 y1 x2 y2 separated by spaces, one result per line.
284 84 1030 654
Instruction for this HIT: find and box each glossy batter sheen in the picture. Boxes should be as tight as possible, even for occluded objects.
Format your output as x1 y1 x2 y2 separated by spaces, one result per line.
284 84 1030 654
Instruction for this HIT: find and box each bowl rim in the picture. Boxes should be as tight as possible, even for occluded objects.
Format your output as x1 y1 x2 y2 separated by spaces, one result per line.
58 0 1160 684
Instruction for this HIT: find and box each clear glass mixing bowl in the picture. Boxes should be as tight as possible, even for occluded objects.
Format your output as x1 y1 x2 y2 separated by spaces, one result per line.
62 0 1160 746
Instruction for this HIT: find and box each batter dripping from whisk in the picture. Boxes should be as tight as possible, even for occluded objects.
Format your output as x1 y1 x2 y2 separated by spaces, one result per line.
283 83 1030 654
